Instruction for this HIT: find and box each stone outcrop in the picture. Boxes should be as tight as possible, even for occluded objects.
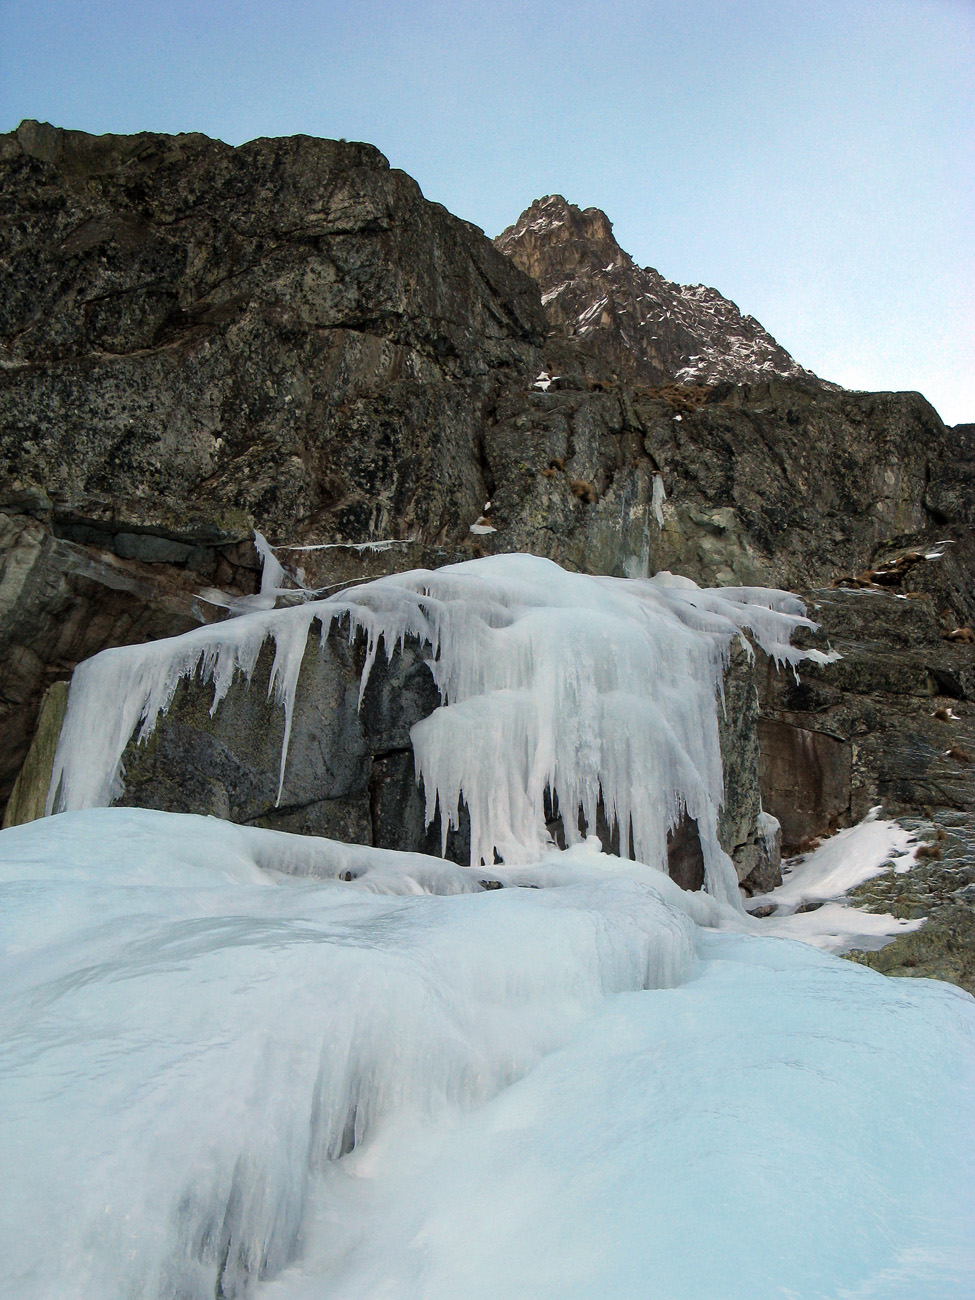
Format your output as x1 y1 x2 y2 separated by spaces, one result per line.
472 379 958 592
0 507 237 808
2 679 67 827
846 812 975 995
1 119 544 543
110 622 457 855
758 582 975 848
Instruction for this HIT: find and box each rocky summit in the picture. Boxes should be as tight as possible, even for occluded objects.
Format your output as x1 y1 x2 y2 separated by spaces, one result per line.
2 122 975 988
496 193 823 388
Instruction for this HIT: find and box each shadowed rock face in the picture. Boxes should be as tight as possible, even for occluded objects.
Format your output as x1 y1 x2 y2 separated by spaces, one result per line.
110 623 472 859
477 379 956 592
0 508 233 807
758 720 852 850
666 816 706 892
757 580 975 826
0 120 546 544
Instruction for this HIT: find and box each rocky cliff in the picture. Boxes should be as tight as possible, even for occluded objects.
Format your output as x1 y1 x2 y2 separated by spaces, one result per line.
3 122 975 985
0 119 545 806
1 119 544 541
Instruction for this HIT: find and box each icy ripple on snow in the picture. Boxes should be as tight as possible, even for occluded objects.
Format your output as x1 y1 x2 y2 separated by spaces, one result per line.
1 808 973 1300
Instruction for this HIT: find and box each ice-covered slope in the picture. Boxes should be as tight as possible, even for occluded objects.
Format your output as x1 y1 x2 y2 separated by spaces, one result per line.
7 557 975 1299
496 195 828 387
1 808 973 1300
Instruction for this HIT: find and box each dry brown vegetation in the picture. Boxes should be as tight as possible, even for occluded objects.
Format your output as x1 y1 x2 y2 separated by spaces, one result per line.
569 479 598 504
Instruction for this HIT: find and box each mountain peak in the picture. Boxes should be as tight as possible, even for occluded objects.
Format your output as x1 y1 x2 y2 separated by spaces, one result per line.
497 195 629 281
496 197 827 389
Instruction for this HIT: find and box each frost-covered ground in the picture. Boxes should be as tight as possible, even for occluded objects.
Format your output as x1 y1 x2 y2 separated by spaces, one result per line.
755 812 928 953
2 809 973 1300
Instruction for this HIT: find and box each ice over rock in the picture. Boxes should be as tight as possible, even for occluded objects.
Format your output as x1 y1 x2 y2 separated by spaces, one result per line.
48 554 818 904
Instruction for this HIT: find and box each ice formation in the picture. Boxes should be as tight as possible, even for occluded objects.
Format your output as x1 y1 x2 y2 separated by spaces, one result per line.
651 471 666 526
1 809 973 1300
755 808 780 856
47 555 819 904
198 530 306 614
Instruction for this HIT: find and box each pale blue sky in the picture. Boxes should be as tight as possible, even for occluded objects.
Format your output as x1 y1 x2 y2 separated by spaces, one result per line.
3 0 972 422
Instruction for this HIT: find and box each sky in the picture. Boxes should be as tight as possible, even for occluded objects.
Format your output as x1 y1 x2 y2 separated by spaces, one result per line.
2 0 972 422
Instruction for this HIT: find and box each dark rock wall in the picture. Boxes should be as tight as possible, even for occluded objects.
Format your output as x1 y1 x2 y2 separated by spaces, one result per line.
104 622 474 866
757 584 975 842
0 508 230 806
758 719 851 848
476 380 955 590
1 120 545 542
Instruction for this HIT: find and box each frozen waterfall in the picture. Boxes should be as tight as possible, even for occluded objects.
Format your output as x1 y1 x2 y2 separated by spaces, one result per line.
46 554 824 905
3 554 972 1299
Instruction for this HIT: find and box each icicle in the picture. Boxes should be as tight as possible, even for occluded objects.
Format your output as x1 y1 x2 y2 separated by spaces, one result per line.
197 530 314 616
253 530 289 605
652 473 666 527
756 809 781 857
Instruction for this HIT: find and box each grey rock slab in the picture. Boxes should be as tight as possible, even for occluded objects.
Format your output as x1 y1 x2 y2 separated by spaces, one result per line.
118 628 374 821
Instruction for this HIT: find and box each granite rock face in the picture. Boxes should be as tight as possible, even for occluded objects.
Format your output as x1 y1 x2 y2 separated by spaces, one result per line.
474 380 956 592
758 581 975 848
0 507 236 808
1 119 545 542
112 622 467 858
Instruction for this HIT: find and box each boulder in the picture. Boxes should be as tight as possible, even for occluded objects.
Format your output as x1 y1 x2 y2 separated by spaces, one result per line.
101 618 479 861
